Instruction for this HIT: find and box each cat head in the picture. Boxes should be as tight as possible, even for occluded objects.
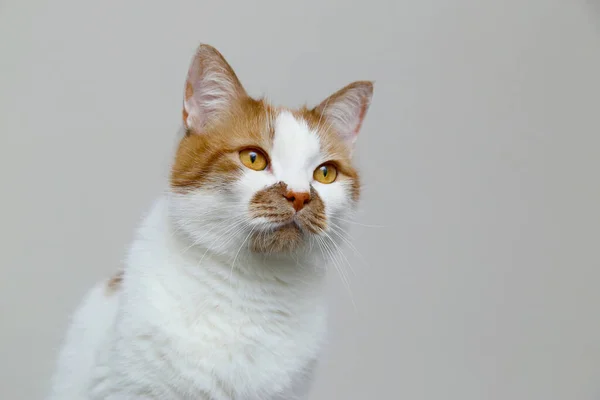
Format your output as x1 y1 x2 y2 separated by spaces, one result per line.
169 44 373 257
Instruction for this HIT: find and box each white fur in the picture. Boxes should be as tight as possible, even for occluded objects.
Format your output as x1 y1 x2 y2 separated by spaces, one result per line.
49 112 358 400
271 111 321 193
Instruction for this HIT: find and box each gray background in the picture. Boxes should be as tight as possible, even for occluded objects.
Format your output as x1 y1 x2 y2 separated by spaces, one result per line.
1 0 600 399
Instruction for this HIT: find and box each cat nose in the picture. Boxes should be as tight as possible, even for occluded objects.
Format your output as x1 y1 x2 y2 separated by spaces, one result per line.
283 190 311 212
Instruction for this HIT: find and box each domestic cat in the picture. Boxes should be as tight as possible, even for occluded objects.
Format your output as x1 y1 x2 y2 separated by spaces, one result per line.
49 43 373 400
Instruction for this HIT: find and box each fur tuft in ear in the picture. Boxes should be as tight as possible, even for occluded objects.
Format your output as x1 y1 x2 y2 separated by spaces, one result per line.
183 44 247 133
314 81 374 148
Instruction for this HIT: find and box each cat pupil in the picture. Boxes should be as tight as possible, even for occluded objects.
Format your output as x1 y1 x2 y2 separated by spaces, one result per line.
322 167 328 177
250 153 256 163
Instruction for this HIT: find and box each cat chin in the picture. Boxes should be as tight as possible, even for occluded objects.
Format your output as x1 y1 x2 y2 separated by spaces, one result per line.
249 222 307 254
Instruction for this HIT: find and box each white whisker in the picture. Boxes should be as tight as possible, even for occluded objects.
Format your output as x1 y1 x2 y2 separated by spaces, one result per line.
329 216 384 228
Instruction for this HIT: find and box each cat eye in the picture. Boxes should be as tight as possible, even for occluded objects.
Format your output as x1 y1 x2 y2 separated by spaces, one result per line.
239 148 268 171
313 163 338 184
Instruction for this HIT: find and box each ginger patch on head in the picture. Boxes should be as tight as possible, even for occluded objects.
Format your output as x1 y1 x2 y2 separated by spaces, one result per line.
170 98 274 191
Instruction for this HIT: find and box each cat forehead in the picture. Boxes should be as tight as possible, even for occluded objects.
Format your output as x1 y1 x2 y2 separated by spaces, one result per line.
271 111 322 167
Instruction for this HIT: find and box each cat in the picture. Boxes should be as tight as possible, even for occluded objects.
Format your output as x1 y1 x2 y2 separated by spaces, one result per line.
49 43 373 400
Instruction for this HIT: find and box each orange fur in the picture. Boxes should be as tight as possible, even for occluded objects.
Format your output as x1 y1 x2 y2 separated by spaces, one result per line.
105 271 124 295
171 98 275 191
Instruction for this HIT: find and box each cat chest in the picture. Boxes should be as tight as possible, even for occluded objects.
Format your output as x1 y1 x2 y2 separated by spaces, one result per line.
167 309 325 396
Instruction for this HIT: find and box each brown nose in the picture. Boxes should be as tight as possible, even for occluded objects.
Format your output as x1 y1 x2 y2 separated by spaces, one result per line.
283 190 311 212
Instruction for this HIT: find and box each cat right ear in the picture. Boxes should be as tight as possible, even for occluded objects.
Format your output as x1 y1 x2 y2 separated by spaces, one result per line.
313 81 373 151
182 44 247 134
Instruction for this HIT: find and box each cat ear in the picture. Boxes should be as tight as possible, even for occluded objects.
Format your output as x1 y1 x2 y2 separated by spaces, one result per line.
314 81 374 149
183 44 247 133
315 81 373 148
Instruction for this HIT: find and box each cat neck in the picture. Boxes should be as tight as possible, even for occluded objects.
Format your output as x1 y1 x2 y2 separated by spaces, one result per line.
129 195 327 297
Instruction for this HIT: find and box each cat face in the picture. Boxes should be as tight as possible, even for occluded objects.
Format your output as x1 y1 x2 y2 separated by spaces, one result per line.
169 45 373 256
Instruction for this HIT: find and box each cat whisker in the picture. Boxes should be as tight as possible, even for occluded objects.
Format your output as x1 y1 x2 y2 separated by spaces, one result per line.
322 230 356 277
329 216 385 228
328 221 368 269
194 217 249 266
229 225 256 287
179 214 244 255
315 235 356 310
169 204 246 237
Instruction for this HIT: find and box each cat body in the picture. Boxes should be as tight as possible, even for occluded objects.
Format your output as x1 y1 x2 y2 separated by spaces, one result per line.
49 44 373 400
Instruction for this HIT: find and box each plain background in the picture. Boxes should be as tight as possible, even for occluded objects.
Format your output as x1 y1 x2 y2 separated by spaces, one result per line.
1 0 600 399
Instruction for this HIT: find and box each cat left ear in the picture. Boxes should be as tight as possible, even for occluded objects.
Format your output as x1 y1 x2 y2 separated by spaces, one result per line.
314 81 374 149
183 44 247 133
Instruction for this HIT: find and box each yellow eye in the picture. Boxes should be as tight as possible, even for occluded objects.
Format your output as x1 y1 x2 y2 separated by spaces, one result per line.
239 148 268 171
313 163 338 184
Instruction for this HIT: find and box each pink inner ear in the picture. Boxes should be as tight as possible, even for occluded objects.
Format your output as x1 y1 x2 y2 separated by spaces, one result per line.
182 82 194 129
342 99 369 146
354 100 369 136
316 81 373 148
181 44 247 134
334 95 370 146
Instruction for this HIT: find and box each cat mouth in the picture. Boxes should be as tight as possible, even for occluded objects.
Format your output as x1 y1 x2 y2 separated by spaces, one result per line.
278 220 302 230
259 218 304 236
262 213 320 233
248 183 328 249
249 221 304 253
